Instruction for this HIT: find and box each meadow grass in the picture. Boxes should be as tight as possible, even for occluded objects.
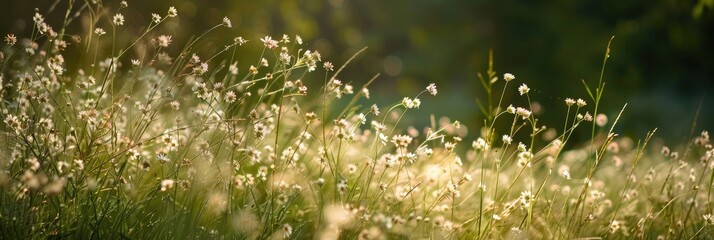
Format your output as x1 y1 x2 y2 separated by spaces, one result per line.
1 1 713 239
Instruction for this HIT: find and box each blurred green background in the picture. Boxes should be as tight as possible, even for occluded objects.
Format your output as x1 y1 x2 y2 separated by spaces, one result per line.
3 0 713 142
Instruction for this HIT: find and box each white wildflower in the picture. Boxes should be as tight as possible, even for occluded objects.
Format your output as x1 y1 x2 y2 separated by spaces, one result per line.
504 73 515 82
426 83 437 96
113 14 125 26
518 83 530 95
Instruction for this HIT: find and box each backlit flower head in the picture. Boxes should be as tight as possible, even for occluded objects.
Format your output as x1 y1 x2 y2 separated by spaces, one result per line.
577 98 587 107
426 83 437 96
222 17 232 28
167 7 178 17
113 14 125 26
152 13 161 23
518 83 530 95
504 73 515 82
565 98 575 106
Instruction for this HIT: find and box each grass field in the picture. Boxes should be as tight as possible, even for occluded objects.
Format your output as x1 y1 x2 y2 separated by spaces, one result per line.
1 2 713 239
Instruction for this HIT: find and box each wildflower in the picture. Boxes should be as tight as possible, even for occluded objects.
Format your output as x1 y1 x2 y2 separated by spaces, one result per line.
167 6 178 18
583 112 593 121
347 164 358 174
94 28 106 36
517 151 533 167
33 12 44 25
295 35 303 45
344 84 354 94
282 224 293 238
576 98 587 107
323 61 334 71
337 180 348 195
392 135 413 148
131 59 140 66
518 83 530 95
661 146 670 156
362 88 370 99
151 13 161 23
113 14 125 26
472 138 489 151
502 135 512 145
506 105 516 114
224 91 237 103
426 83 438 96
160 179 175 191
254 122 268 139
370 104 380 116
608 220 621 233
565 98 575 106
704 214 714 225
463 173 473 181
562 170 571 179
234 37 247 46
222 17 232 28
170 100 180 110
402 97 421 109
120 1 128 8
193 62 208 75
516 107 531 119
260 36 278 49
504 73 515 82
303 50 322 72
4 34 16 45
517 191 535 209
157 35 172 47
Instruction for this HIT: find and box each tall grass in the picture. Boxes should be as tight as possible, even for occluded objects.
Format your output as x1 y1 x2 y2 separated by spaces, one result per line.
0 1 712 239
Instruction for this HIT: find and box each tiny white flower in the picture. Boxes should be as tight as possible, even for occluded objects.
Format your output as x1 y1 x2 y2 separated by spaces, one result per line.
577 98 587 107
426 83 437 96
518 83 530 95
167 6 178 18
473 138 489 151
222 17 232 28
502 135 512 145
565 98 576 106
503 73 515 82
160 179 175 191
506 105 516 114
157 35 172 47
152 13 161 23
113 14 125 26
260 36 278 49
516 107 531 119
94 28 106 36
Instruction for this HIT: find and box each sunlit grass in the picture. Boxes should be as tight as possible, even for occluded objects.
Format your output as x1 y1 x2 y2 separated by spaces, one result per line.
0 1 712 239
